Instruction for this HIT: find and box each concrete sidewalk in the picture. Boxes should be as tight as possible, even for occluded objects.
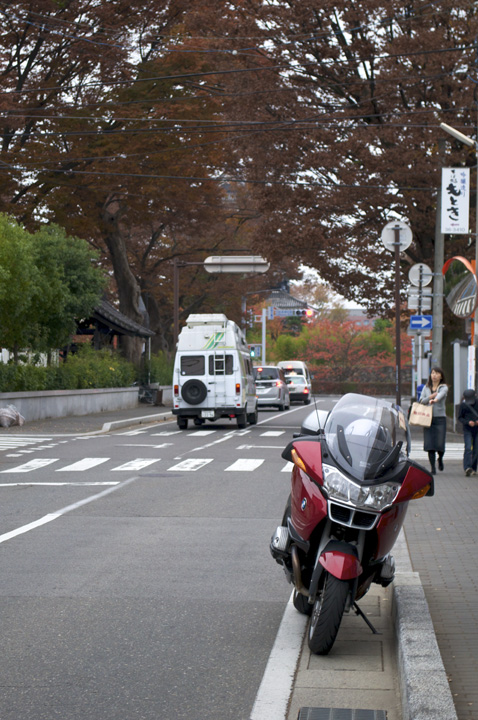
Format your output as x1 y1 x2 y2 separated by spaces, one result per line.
0 405 469 719
0 403 173 435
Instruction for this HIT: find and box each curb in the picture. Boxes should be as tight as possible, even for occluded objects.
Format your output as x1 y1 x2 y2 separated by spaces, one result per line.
393 534 458 720
101 410 173 433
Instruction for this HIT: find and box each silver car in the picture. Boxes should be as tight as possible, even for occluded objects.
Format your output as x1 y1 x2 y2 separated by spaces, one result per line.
253 365 290 411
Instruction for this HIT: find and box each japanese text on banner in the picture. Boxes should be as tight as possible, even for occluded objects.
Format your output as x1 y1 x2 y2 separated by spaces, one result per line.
441 167 470 234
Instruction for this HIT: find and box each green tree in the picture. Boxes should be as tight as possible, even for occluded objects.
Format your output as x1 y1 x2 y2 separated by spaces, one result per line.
0 216 105 360
31 224 106 353
0 215 41 360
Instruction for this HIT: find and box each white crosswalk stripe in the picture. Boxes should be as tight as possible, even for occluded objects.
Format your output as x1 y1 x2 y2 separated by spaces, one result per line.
1 458 58 473
112 459 160 471
168 458 214 472
225 459 264 472
410 442 463 461
56 458 109 472
0 436 53 451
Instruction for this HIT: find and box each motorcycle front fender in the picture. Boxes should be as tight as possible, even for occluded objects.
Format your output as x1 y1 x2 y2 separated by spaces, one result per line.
319 543 363 581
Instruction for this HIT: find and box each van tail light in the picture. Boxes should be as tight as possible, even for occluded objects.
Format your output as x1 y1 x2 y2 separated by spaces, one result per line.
174 384 179 396
235 383 241 394
304 388 309 394
275 380 282 387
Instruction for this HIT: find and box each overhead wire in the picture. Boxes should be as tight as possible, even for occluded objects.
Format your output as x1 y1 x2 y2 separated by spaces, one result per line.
0 1 473 194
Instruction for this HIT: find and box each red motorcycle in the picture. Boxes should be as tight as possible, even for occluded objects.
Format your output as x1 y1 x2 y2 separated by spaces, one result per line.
270 393 433 655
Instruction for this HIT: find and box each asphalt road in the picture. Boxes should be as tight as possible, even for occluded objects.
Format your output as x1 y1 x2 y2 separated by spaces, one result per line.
0 400 325 720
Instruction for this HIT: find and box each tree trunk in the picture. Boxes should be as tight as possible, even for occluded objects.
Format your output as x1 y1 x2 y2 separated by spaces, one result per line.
101 198 145 366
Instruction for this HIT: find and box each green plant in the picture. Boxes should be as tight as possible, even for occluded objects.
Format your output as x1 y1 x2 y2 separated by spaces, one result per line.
0 345 136 392
139 352 174 385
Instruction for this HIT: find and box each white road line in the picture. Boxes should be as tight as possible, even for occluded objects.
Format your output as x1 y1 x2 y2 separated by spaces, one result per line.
261 431 285 437
120 443 172 449
0 477 137 544
151 431 182 436
0 437 53 450
187 430 217 436
0 482 119 487
1 458 58 473
168 458 214 472
225 459 265 472
237 444 282 450
117 429 147 436
249 591 307 720
56 458 109 472
112 459 160 471
281 462 293 473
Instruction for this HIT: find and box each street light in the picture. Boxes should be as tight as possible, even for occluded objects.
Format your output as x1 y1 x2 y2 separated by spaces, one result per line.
440 121 478 351
173 255 270 347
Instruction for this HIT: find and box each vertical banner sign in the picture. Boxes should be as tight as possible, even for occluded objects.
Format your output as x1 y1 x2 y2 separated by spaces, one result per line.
441 167 470 234
468 345 476 391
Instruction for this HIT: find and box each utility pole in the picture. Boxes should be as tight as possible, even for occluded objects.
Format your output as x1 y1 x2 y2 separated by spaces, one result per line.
431 139 446 368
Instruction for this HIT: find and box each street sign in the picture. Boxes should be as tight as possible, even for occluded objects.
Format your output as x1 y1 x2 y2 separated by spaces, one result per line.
407 327 431 337
408 297 432 310
381 221 413 252
409 263 433 287
407 286 432 295
268 307 297 317
410 315 433 330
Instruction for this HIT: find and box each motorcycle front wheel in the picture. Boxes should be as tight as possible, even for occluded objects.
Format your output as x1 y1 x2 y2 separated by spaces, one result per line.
307 573 349 655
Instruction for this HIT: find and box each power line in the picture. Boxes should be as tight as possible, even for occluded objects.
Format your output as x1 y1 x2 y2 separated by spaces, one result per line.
0 163 438 191
1 42 475 97
0 0 447 50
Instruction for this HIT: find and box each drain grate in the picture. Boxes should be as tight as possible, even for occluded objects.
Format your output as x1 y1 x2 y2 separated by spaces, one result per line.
297 710 387 720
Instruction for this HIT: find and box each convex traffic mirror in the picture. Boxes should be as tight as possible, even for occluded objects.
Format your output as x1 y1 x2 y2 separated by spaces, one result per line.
442 256 478 318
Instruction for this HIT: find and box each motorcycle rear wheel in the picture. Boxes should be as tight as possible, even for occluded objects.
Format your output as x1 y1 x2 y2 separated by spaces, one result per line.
307 573 349 655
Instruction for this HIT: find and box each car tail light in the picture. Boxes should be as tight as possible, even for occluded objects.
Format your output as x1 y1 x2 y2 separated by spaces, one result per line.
275 380 282 387
236 383 241 394
304 388 309 394
174 384 179 396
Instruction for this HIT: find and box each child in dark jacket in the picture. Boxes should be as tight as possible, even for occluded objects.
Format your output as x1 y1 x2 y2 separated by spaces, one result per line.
457 389 478 476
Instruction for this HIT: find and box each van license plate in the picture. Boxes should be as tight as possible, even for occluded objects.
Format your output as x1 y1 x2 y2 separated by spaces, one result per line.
201 410 215 418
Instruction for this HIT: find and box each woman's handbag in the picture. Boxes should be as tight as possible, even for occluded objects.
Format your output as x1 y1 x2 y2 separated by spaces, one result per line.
409 402 433 427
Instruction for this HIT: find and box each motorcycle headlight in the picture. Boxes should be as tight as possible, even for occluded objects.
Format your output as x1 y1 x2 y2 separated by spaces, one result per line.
322 464 400 512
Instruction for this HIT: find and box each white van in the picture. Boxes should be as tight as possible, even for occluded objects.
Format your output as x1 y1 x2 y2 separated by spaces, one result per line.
277 360 313 404
172 313 258 430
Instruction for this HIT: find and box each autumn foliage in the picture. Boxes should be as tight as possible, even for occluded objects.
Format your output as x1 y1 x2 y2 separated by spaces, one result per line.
264 317 412 393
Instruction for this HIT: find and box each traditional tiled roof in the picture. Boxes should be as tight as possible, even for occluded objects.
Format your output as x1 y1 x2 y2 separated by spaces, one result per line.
266 290 308 309
91 299 155 338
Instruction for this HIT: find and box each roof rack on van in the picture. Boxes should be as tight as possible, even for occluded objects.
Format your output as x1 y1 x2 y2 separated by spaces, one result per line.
186 313 228 328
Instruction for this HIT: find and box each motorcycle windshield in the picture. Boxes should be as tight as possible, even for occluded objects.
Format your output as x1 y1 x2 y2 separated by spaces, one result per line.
324 393 410 482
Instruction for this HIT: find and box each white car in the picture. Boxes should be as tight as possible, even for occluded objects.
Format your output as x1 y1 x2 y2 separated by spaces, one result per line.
285 374 312 404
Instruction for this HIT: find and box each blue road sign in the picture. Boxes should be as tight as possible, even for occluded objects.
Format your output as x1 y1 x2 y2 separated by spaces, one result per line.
409 315 433 330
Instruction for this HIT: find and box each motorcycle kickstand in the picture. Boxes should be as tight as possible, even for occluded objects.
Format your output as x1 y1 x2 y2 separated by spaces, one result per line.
353 602 382 635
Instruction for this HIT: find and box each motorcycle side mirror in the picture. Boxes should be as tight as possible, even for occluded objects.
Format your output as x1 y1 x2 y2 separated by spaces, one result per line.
282 435 322 461
395 460 434 503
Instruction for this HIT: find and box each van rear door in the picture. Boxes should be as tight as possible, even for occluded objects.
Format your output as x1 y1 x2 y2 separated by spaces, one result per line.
208 351 234 407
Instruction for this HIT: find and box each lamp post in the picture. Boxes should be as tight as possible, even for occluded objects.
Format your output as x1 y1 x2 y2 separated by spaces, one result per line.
173 255 270 348
439 121 478 350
